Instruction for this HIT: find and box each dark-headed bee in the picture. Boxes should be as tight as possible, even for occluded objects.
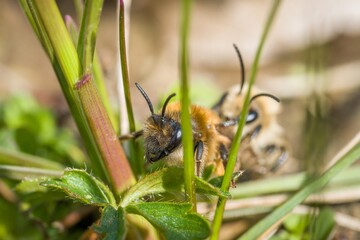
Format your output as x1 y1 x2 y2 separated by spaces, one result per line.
121 83 232 177
213 44 289 177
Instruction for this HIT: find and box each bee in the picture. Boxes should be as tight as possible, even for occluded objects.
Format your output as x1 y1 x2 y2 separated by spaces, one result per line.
121 83 232 177
213 44 289 178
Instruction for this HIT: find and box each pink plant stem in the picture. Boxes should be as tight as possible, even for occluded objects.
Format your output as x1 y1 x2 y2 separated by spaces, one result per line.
76 74 135 194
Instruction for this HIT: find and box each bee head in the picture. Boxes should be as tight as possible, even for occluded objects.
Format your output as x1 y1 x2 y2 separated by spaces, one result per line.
135 83 182 163
223 45 280 125
144 114 182 162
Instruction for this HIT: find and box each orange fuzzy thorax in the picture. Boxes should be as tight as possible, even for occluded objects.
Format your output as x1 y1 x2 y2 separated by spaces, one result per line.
143 102 229 176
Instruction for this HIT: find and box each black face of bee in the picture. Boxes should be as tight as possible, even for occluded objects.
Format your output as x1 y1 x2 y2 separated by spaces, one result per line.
144 115 182 163
134 82 182 163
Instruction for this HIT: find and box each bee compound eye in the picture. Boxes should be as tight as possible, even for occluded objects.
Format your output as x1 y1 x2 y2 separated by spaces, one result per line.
176 129 182 139
246 109 258 123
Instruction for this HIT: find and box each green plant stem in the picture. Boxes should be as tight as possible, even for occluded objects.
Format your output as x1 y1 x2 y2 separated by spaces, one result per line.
118 0 142 176
0 147 64 170
180 0 196 212
92 51 119 134
239 138 360 239
66 14 119 134
210 1 282 238
231 165 360 199
19 0 109 182
73 0 84 24
19 0 55 62
0 165 63 180
77 0 104 73
118 0 135 133
65 15 78 41
19 0 40 39
31 0 82 82
224 206 274 220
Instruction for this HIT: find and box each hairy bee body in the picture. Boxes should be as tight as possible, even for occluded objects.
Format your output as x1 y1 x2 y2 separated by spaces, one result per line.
128 83 231 177
214 83 289 177
144 102 230 176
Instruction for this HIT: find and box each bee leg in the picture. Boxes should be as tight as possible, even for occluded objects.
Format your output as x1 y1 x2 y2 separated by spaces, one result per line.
219 144 229 162
194 141 204 177
218 143 240 187
250 125 262 139
119 129 144 141
215 143 228 178
269 146 288 172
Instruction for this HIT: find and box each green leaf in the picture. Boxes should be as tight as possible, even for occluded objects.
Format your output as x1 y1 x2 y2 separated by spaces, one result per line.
274 209 335 240
126 202 210 240
16 177 49 194
312 207 335 240
0 198 42 239
0 129 17 150
93 206 126 240
209 171 243 189
283 214 308 234
15 178 66 208
121 167 229 206
195 175 231 198
2 94 38 129
2 94 56 146
41 169 116 207
201 164 215 181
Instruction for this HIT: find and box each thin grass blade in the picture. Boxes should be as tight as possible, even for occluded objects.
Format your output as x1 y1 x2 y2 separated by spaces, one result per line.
0 165 63 180
117 0 143 176
179 0 196 212
239 134 360 239
210 1 282 238
77 0 104 73
0 147 64 170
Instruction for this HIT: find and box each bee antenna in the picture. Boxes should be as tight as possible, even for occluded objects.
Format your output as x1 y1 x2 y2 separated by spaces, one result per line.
250 93 280 104
135 83 154 115
162 93 176 117
233 44 245 95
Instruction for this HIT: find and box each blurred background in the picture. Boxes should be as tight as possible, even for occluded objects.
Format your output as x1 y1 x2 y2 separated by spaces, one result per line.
1 0 360 239
1 0 359 166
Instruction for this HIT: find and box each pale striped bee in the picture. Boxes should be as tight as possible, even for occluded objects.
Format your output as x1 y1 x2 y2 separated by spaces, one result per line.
213 45 289 178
